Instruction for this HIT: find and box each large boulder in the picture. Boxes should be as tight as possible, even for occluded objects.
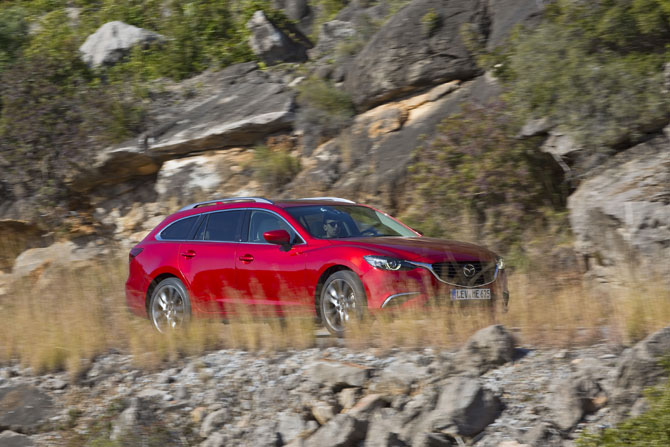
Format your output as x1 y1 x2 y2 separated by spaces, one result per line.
0 385 54 434
611 326 670 414
146 66 297 158
568 134 670 282
247 11 311 65
427 376 503 438
344 0 488 110
457 325 516 375
79 21 164 67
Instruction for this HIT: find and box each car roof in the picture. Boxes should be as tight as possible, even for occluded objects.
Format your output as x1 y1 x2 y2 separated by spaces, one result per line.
176 197 359 213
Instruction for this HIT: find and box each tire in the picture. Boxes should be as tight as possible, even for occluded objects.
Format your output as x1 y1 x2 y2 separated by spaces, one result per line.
320 271 367 337
149 278 192 333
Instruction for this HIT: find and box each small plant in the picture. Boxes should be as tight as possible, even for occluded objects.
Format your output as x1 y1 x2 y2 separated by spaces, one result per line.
421 9 440 37
251 145 302 189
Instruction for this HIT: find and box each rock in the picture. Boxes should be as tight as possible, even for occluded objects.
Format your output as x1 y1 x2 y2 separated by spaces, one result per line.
247 11 311 65
312 401 338 425
0 385 55 434
486 0 545 50
412 432 455 447
68 144 160 193
0 431 34 447
348 394 388 419
305 414 368 447
110 399 140 441
567 135 670 282
428 376 503 437
344 0 487 110
458 325 516 375
521 422 564 447
146 66 296 158
79 21 164 67
373 361 429 394
338 387 360 410
0 219 46 271
549 361 607 430
200 409 231 438
11 241 102 280
364 410 406 447
309 20 356 60
154 149 254 202
540 131 583 158
612 327 670 411
305 360 372 388
518 117 553 138
277 411 311 444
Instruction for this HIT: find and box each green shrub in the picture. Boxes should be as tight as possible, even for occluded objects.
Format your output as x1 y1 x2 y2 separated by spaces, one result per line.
407 101 567 252
501 0 670 148
252 145 302 189
0 5 29 74
578 364 670 446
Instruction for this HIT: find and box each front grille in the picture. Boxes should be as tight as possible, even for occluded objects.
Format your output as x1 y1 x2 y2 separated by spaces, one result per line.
431 261 496 286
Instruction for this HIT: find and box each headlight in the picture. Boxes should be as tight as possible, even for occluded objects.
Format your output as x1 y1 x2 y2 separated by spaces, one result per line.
496 256 505 270
364 255 416 271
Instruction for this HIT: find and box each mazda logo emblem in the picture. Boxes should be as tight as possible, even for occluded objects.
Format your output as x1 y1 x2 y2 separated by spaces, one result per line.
463 264 476 278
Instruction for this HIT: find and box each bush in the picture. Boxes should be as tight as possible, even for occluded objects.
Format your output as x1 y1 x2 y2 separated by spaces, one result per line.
0 5 29 74
501 0 670 149
578 364 670 446
252 145 302 189
296 78 355 152
407 101 567 252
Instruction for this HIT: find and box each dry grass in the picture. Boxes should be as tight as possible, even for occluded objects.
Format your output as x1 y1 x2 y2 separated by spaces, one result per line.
0 256 668 379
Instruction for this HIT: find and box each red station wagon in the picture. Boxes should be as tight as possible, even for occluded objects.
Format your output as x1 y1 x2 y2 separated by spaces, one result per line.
126 197 509 336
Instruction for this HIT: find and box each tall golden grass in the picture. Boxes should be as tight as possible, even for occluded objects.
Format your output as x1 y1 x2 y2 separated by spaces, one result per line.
0 256 668 379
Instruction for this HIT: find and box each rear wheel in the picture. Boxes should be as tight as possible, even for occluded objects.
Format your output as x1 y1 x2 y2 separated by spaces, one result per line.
320 271 367 337
149 278 191 333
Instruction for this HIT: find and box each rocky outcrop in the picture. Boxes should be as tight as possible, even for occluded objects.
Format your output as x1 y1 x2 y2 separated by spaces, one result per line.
344 0 488 110
79 21 165 67
568 134 670 282
0 220 46 272
247 11 312 65
486 0 546 50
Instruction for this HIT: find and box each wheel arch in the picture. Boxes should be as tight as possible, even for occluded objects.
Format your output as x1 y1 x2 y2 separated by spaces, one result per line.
145 272 181 316
314 265 356 322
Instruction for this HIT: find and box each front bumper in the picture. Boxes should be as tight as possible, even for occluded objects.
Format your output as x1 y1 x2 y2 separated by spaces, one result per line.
360 264 509 311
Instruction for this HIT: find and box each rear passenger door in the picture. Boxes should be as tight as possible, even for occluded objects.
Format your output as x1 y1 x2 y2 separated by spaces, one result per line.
178 210 245 315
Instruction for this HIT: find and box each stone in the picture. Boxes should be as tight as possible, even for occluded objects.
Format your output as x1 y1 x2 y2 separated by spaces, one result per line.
612 327 670 411
305 360 372 388
348 394 388 418
0 431 34 447
247 11 311 65
312 401 338 425
277 411 310 444
373 362 428 394
338 387 360 410
11 241 102 280
486 0 545 50
0 220 46 272
568 135 670 282
344 0 487 110
309 20 356 60
549 363 607 431
200 409 231 438
0 385 55 434
363 411 406 447
428 376 503 437
79 21 165 67
305 414 368 447
521 422 564 447
458 325 516 375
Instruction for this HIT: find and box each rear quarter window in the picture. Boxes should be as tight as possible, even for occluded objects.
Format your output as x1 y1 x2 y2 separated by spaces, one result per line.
160 216 199 240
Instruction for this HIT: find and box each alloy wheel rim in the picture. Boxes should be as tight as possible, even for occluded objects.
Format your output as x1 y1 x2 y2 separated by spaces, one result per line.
151 284 186 333
323 279 357 333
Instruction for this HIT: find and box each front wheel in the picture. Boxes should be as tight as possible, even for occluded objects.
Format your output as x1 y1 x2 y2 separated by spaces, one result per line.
320 271 367 337
149 278 192 333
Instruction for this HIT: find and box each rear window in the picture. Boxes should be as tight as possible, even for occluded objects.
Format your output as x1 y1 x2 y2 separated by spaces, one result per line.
160 216 199 240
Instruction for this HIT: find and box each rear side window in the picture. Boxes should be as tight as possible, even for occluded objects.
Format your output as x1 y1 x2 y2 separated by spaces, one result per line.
203 210 245 241
160 216 199 240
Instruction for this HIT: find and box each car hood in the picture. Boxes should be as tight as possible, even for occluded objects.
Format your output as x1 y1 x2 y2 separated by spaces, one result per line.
330 236 497 263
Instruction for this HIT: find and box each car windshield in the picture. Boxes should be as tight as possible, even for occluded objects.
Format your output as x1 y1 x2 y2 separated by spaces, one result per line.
285 205 418 239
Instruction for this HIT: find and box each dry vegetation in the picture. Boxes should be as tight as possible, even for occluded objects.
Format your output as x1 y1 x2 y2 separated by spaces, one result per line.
0 257 668 380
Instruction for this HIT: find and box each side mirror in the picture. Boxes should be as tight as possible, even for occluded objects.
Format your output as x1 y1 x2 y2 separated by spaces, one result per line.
264 229 291 246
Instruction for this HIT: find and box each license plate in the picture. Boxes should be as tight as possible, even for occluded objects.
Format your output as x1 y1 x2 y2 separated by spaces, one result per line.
451 288 491 300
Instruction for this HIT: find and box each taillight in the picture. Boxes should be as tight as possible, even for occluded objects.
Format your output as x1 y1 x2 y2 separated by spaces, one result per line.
129 247 143 261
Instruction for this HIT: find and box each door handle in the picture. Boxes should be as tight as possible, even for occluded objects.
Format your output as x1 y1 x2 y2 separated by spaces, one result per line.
181 250 196 258
239 254 254 263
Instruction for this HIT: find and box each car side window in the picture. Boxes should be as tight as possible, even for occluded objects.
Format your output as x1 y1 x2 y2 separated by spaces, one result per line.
160 216 199 240
248 211 299 243
202 210 245 241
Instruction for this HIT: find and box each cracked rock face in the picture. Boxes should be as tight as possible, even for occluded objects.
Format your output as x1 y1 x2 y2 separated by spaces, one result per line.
568 134 670 283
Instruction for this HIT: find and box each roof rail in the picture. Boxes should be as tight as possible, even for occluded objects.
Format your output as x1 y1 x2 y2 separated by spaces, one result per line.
297 197 356 204
178 197 274 212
